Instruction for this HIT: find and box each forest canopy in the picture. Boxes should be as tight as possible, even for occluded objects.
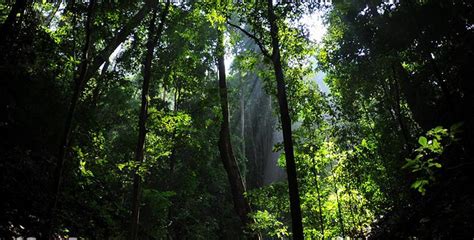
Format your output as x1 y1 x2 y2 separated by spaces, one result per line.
0 0 473 239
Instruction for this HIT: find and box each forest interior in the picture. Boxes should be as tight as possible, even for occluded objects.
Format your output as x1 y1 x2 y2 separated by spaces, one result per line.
0 0 473 239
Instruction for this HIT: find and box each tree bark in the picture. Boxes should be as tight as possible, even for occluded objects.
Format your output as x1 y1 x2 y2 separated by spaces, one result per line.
381 77 410 146
266 0 304 239
129 2 170 239
393 61 436 130
216 30 255 235
87 1 156 78
91 60 110 107
240 73 246 167
46 1 95 237
47 2 158 237
392 75 411 145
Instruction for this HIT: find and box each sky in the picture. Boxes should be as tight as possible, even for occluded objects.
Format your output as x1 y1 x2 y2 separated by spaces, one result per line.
301 9 328 43
225 9 330 93
301 10 330 93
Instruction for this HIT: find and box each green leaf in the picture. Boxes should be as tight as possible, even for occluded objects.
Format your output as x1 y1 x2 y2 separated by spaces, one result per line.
428 162 442 168
117 163 126 171
79 160 93 177
418 136 428 147
411 179 428 191
402 159 416 169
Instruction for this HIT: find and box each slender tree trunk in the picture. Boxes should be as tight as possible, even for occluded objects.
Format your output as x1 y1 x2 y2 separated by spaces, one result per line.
310 161 325 239
240 74 246 167
46 1 95 238
216 30 257 238
392 77 411 144
88 3 156 76
381 79 410 145
169 84 181 174
347 182 365 237
129 2 170 239
266 1 304 238
91 60 110 106
386 66 411 144
46 2 158 237
167 84 181 238
129 9 157 240
346 186 358 237
393 61 436 130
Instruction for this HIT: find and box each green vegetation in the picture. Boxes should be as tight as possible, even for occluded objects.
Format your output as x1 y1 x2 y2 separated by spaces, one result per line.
1 0 472 239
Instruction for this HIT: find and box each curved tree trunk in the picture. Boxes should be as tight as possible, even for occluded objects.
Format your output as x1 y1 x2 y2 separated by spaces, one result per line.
216 30 259 239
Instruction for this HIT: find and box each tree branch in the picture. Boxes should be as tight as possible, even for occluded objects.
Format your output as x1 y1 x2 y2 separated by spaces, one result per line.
88 2 155 78
226 21 271 59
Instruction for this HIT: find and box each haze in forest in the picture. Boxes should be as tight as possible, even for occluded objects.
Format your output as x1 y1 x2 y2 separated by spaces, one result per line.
0 0 473 239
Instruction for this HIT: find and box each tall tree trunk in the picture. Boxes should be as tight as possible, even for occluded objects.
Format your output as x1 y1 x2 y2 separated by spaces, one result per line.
392 75 411 144
347 182 364 237
381 78 410 146
87 2 157 77
346 186 357 237
266 0 304 238
129 2 170 239
47 2 158 237
91 60 110 107
216 30 256 237
393 61 436 130
46 1 95 237
167 84 181 239
240 74 246 169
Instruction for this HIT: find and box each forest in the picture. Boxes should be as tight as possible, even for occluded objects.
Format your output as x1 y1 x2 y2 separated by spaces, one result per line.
0 0 473 239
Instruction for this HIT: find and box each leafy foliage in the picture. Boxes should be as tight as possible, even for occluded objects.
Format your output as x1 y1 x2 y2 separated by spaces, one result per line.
1 0 473 239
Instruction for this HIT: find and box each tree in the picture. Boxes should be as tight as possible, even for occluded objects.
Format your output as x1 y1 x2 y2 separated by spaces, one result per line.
47 0 159 236
264 1 304 238
318 0 474 238
130 1 170 239
46 0 96 237
216 28 255 235
227 0 307 237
